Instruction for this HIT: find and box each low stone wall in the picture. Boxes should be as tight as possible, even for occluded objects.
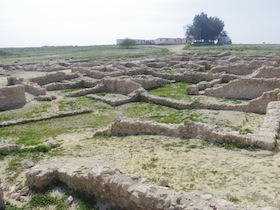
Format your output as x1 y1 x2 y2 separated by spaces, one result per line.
25 164 266 210
186 78 223 95
0 109 92 128
96 117 276 150
7 76 24 86
29 72 79 86
253 66 280 78
67 77 161 97
24 82 47 96
147 71 222 83
7 76 47 96
0 85 26 110
88 91 140 106
245 88 280 114
103 78 142 94
210 61 263 75
120 75 170 90
205 78 280 100
45 81 84 91
66 84 105 97
140 92 191 110
258 101 280 147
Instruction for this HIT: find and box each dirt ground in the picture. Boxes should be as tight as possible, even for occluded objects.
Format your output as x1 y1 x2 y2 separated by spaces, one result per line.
0 50 279 209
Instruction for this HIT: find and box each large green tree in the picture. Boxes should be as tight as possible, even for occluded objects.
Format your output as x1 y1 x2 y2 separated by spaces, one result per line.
185 12 225 43
119 38 136 49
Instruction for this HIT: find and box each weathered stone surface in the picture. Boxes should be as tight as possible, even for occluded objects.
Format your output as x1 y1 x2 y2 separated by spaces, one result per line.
35 94 56 101
159 177 169 187
0 85 26 110
65 195 74 206
0 143 21 151
95 111 278 150
205 78 280 100
29 72 79 86
210 61 263 75
0 109 92 128
26 164 276 210
46 140 61 148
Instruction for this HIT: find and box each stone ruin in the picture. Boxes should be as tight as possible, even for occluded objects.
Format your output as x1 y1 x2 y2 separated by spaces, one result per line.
0 85 26 111
0 52 279 148
26 163 276 210
1 51 280 209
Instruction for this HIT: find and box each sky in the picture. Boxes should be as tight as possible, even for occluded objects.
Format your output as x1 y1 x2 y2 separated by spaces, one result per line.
0 0 280 47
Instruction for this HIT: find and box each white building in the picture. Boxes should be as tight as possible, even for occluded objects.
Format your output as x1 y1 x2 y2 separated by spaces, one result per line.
117 38 185 45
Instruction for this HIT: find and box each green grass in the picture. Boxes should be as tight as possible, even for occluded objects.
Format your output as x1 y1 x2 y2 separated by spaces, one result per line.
0 102 52 122
60 87 85 93
225 194 240 204
0 145 51 160
148 82 195 101
0 110 114 146
218 98 244 104
121 102 202 124
0 45 170 64
183 44 280 57
142 157 159 170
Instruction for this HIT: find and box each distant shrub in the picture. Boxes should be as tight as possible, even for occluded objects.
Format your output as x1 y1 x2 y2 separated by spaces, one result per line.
119 38 136 49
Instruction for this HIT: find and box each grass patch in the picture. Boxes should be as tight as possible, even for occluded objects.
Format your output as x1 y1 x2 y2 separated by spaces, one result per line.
213 140 256 151
122 102 202 124
0 45 170 65
0 145 51 160
142 157 159 170
149 82 195 100
225 194 240 204
0 103 52 122
60 87 85 93
0 108 114 146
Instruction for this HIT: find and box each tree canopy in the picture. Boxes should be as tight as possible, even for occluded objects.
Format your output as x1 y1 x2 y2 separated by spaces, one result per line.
119 38 136 49
185 13 225 43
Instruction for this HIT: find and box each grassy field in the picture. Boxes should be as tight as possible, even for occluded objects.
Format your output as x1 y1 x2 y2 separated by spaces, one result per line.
183 44 280 56
0 45 170 65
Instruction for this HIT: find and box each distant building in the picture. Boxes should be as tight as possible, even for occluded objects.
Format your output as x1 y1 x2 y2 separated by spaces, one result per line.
116 38 186 45
155 38 186 45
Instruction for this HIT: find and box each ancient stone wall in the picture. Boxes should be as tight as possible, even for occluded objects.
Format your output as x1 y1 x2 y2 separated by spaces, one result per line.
205 78 280 100
186 78 223 95
0 85 26 110
29 72 79 86
66 84 105 97
96 117 276 150
258 101 280 148
147 71 221 83
7 76 24 86
24 82 47 96
253 66 280 78
245 89 280 113
117 75 170 90
102 78 142 95
210 61 263 75
140 92 190 110
45 81 84 91
26 165 265 210
0 109 92 128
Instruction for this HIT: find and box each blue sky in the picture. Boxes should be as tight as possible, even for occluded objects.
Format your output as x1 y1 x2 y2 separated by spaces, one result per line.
0 0 279 47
